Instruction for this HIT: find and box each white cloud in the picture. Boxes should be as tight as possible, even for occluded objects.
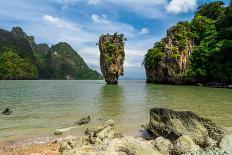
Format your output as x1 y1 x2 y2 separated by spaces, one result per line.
138 28 149 35
91 14 110 24
166 0 197 14
42 15 63 25
42 14 83 33
88 0 101 5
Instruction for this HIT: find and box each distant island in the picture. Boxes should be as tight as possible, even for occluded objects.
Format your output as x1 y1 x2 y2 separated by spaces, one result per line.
143 1 232 87
0 27 102 80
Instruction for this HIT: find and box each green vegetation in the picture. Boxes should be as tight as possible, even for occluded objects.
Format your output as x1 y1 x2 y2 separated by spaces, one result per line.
143 43 165 68
49 42 102 80
0 27 102 80
0 50 37 79
144 1 232 83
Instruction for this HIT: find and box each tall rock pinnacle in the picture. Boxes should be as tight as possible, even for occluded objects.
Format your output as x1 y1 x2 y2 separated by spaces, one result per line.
98 33 126 84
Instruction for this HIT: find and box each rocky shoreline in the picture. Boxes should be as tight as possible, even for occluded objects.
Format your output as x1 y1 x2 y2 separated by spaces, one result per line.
1 108 232 155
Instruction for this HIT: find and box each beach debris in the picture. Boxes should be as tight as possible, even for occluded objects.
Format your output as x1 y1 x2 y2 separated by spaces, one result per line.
54 126 79 135
75 116 90 125
1 108 12 115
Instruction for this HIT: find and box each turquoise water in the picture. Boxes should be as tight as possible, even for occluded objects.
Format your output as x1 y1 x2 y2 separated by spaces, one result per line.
0 80 232 145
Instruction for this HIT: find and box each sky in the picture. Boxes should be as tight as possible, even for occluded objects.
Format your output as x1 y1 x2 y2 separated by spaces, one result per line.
0 0 228 79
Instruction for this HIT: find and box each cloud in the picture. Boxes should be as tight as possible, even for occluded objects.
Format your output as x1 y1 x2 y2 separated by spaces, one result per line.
138 28 149 35
91 14 110 24
42 15 63 25
166 0 197 14
88 0 101 5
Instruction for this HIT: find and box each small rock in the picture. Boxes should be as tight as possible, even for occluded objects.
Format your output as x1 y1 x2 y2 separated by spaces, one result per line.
174 135 200 154
88 119 116 144
59 138 83 154
2 108 12 115
106 136 162 155
54 130 62 135
153 137 173 155
75 116 90 125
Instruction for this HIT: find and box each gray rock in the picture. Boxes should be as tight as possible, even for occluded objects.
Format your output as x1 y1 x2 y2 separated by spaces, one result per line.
153 137 173 155
59 120 165 155
106 136 162 155
174 135 200 154
1 108 12 115
146 108 224 148
87 119 116 145
74 116 90 125
192 147 229 155
59 138 82 154
54 130 62 135
219 135 232 154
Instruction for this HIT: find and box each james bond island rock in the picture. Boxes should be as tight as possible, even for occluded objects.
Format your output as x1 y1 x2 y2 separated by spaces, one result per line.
145 108 224 154
98 33 126 84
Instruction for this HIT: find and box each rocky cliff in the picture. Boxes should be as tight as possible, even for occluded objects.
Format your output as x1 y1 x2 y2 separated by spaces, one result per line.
0 27 38 79
144 22 194 84
0 27 102 80
144 1 232 85
98 33 125 84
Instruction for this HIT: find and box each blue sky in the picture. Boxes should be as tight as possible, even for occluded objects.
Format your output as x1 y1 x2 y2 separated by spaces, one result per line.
0 0 228 79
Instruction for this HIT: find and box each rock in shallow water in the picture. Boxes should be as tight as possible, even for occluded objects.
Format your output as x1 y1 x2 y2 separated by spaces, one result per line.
98 33 125 84
1 108 12 115
74 116 90 125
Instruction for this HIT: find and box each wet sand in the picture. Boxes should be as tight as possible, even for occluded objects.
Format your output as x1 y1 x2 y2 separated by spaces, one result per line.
0 142 60 155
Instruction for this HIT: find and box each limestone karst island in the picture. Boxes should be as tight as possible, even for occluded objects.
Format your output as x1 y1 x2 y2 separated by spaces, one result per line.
0 1 232 155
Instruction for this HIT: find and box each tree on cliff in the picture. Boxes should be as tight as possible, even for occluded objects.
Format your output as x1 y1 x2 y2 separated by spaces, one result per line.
143 1 232 84
98 33 125 84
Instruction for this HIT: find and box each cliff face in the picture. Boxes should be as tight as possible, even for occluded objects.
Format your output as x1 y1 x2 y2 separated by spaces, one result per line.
0 27 38 79
98 33 125 84
144 1 231 85
0 27 102 80
144 22 194 84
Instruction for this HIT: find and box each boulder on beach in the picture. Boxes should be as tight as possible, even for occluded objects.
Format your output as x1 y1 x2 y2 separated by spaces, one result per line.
86 119 116 144
59 119 165 155
145 108 225 154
